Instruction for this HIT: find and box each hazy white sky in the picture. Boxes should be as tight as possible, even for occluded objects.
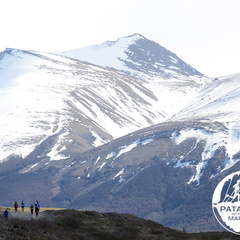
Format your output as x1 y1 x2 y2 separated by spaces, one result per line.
0 0 240 77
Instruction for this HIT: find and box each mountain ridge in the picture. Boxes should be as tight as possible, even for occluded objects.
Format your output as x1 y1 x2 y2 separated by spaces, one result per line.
0 34 240 232
60 33 203 79
0 46 205 163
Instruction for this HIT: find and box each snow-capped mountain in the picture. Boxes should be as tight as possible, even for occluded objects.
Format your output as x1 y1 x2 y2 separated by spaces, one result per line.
170 75 240 176
1 34 240 232
0 47 204 163
59 34 240 186
60 33 203 79
0 48 159 162
34 70 240 231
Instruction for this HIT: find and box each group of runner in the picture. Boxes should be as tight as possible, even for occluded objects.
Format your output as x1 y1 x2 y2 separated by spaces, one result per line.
4 200 41 218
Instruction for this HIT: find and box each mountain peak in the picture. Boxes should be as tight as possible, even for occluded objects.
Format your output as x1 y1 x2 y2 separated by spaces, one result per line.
0 48 19 56
120 33 146 41
94 33 146 50
60 34 203 79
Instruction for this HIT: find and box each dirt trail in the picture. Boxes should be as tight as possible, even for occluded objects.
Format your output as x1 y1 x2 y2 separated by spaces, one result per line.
7 210 49 220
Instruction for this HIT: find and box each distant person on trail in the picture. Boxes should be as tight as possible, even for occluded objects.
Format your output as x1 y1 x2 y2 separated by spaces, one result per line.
4 208 9 218
21 200 25 212
30 204 34 215
35 200 40 217
14 201 19 212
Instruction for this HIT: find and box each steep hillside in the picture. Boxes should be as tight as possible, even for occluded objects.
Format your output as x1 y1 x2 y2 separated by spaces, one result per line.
1 209 240 240
172 74 240 123
60 33 203 79
0 48 205 163
0 117 239 231
1 35 240 233
0 48 162 162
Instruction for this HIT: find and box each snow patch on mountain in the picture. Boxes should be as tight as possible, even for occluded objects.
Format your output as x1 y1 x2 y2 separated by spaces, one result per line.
98 162 107 171
172 129 225 160
20 162 39 174
114 140 141 160
113 168 125 181
77 137 152 180
47 130 70 161
109 137 155 162
171 125 240 184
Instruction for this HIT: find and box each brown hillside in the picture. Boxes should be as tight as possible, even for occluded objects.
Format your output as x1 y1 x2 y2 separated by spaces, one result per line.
0 208 239 240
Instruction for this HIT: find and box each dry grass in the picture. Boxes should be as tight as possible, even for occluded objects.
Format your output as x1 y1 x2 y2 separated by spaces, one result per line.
0 208 239 240
0 206 66 213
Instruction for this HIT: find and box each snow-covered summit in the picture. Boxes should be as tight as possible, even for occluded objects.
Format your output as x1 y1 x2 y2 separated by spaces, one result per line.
59 33 203 79
1 38 240 232
1 47 187 162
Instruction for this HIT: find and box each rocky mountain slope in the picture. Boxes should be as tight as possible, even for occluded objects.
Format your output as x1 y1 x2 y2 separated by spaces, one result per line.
0 34 240 233
60 33 203 79
0 40 206 163
0 47 165 162
5 118 235 232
